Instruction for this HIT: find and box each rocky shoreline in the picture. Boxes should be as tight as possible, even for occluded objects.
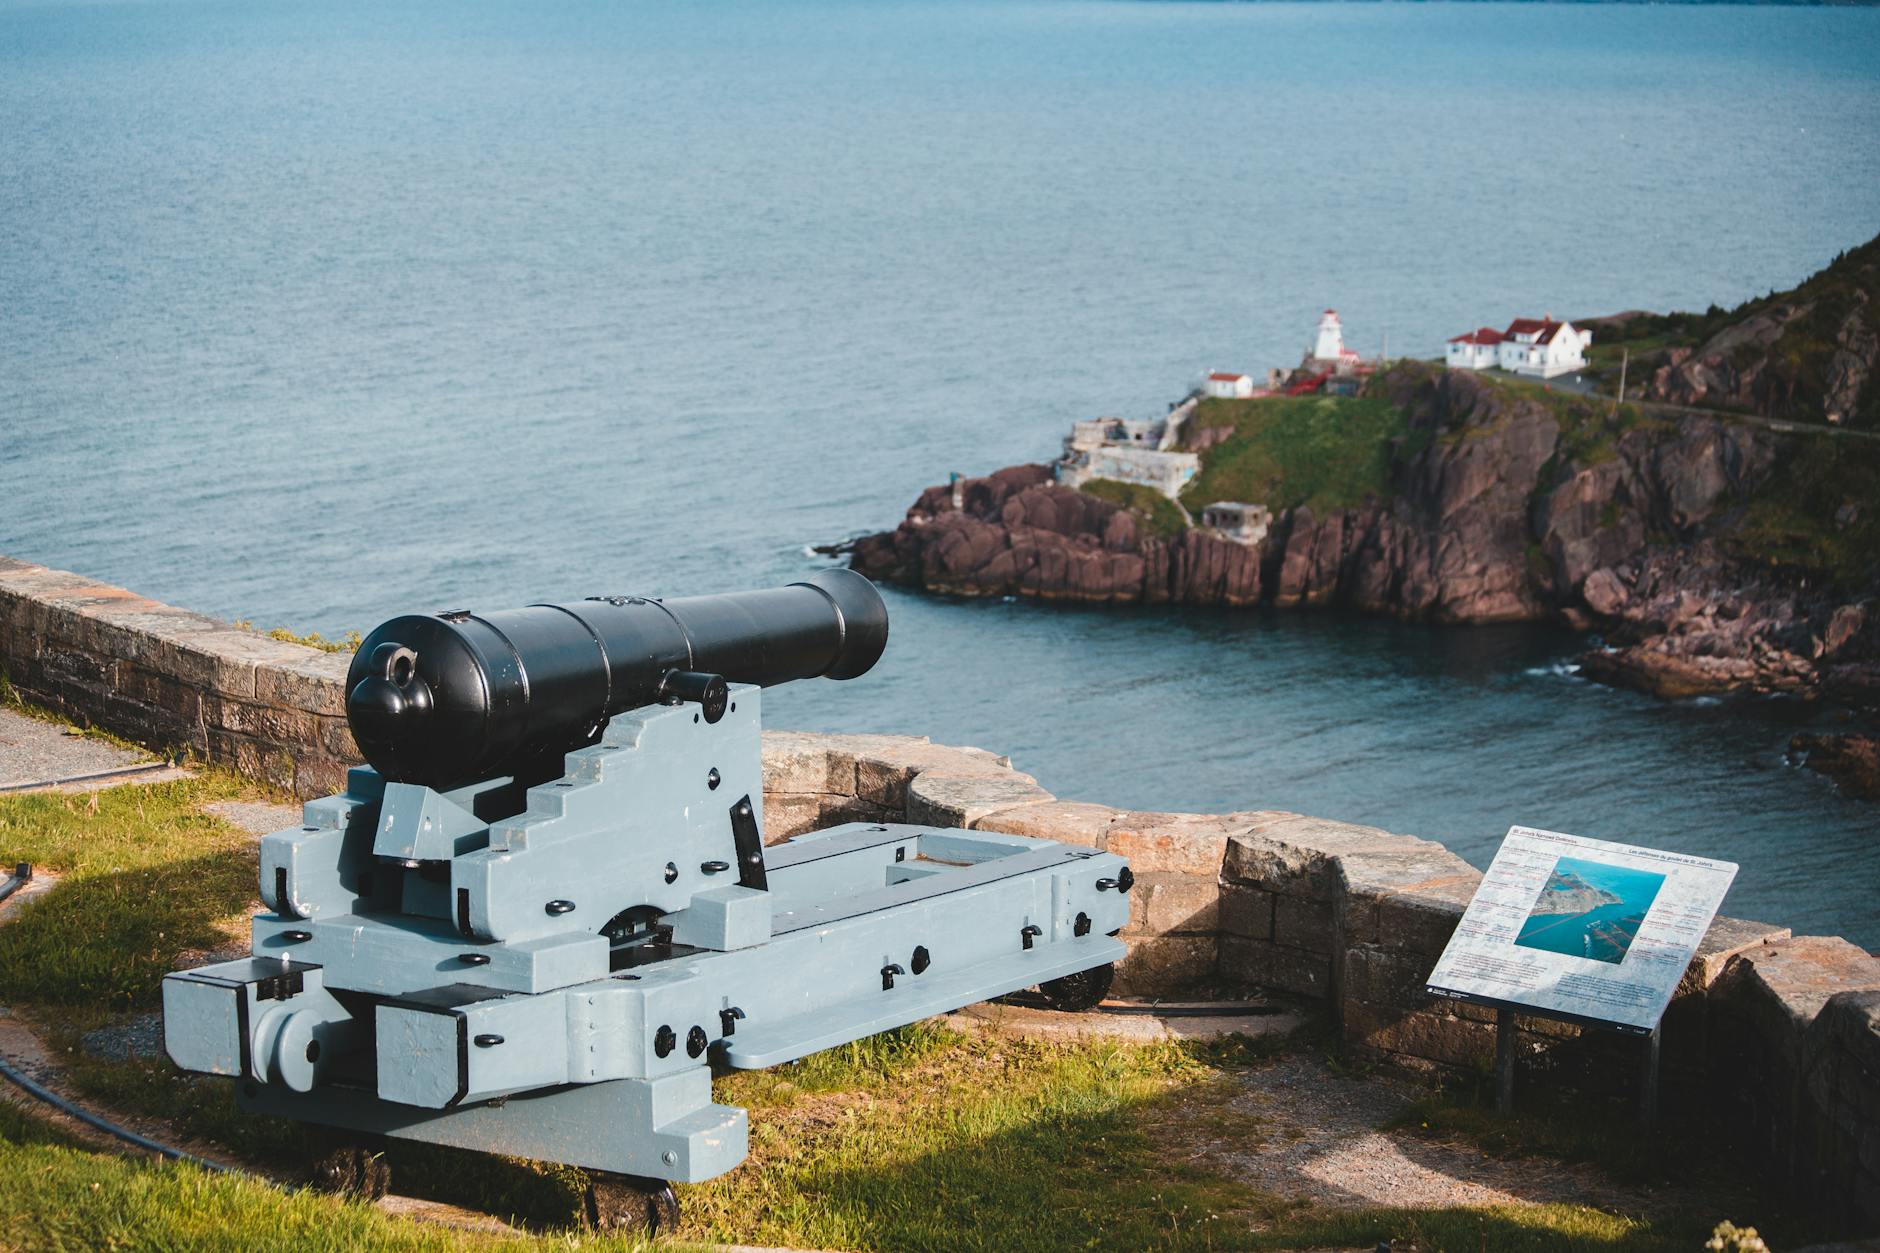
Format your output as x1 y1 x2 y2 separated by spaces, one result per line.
850 363 1879 712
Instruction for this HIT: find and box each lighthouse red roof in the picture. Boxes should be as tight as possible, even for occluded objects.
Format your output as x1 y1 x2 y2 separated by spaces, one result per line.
1449 327 1506 346
1208 371 1249 382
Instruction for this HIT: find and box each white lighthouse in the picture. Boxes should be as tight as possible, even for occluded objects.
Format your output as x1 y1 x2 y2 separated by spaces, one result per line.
1311 309 1358 365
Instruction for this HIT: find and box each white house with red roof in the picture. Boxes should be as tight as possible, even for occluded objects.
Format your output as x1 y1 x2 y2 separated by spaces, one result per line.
1205 370 1255 399
1446 327 1504 370
1447 316 1591 378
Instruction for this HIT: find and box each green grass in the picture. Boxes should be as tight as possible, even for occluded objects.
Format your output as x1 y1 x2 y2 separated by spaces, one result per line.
1080 477 1190 538
1178 394 1411 514
0 1106 687 1251
0 773 258 1009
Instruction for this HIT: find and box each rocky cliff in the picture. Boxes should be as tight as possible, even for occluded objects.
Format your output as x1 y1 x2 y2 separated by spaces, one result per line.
850 238 1880 712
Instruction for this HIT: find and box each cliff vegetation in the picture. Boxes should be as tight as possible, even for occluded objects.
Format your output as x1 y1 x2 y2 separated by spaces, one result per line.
1179 393 1414 513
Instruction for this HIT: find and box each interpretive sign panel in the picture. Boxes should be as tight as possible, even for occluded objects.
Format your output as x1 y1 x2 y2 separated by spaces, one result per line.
1426 826 1737 1034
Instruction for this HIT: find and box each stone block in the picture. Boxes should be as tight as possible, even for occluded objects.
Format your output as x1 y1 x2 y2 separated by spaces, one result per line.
254 653 352 716
1340 943 1437 1011
1273 893 1336 955
1365 877 1478 956
1107 811 1250 876
1114 935 1217 995
1338 843 1478 898
315 714 358 761
1343 1000 1496 1069
838 736 1008 809
760 730 844 796
973 800 1116 849
1222 812 1414 896
292 752 351 800
1715 936 1880 1071
203 695 322 746
906 769 1052 829
1125 872 1220 936
762 794 823 842
207 730 297 792
1678 915 1792 997
1219 935 1332 999
1218 883 1274 940
115 662 201 720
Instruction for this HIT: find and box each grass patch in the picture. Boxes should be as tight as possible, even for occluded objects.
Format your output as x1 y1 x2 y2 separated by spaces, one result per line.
0 1108 687 1251
232 618 363 654
1080 477 1189 538
1178 394 1410 514
0 773 257 1009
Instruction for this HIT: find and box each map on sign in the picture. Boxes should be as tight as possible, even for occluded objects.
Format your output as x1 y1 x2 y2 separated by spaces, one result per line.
1426 827 1737 1034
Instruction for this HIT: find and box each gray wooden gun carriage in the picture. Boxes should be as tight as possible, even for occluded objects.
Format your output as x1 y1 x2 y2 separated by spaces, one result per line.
162 570 1132 1230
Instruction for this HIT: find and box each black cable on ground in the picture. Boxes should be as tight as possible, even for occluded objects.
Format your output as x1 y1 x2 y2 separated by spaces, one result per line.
0 761 174 794
0 1051 232 1174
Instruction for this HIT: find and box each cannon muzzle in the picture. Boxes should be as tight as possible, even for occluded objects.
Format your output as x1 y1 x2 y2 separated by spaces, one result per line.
345 568 888 790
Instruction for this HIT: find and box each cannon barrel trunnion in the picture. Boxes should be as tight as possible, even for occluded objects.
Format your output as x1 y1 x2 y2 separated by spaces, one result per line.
161 571 1129 1230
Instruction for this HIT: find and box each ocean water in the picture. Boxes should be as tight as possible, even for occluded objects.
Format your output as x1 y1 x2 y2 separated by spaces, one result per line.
3 0 1878 947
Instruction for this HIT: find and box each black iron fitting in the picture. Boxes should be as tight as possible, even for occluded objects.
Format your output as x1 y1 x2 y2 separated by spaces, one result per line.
1020 924 1042 951
719 1006 746 1036
880 963 906 991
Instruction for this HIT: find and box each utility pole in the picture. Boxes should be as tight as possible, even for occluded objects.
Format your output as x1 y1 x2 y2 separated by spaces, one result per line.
1612 347 1629 418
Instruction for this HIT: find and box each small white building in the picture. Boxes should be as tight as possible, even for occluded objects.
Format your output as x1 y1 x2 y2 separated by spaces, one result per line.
1205 371 1255 400
1446 327 1504 370
1310 309 1364 369
1200 501 1272 546
1448 316 1592 378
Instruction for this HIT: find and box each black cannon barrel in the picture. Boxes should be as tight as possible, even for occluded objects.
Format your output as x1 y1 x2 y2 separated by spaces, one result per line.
345 569 888 791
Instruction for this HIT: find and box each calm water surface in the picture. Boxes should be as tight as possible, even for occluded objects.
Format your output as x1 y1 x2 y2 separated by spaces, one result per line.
3 0 1877 945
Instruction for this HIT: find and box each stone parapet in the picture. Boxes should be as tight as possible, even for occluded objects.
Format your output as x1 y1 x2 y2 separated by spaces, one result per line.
0 556 355 797
2 552 1875 1226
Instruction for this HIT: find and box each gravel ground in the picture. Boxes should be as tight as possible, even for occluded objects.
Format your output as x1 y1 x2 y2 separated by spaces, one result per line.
81 1011 166 1063
0 708 167 790
204 798 302 837
1167 1054 1670 1214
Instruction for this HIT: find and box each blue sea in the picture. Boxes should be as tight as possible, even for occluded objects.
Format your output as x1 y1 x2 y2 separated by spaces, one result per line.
3 0 1878 946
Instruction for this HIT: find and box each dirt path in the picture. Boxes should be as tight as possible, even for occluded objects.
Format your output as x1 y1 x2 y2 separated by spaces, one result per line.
1154 1054 1685 1217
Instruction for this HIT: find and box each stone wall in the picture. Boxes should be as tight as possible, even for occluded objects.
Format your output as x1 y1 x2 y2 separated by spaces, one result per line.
3 553 1876 1228
0 557 355 797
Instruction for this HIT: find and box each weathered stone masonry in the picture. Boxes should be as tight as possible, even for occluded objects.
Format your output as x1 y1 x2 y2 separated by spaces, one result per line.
2 553 1876 1228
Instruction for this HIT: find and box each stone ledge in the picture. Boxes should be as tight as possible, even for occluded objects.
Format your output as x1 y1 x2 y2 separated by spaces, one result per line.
971 800 1116 849
906 769 1053 828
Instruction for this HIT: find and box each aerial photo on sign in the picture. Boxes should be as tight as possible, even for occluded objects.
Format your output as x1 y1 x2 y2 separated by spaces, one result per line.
1515 857 1667 966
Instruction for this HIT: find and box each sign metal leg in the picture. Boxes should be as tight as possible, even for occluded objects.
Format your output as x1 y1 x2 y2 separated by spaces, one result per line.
1638 1024 1661 1127
1494 1007 1515 1114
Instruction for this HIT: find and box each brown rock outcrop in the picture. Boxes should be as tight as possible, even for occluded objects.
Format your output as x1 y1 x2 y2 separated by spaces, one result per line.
1788 731 1880 800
